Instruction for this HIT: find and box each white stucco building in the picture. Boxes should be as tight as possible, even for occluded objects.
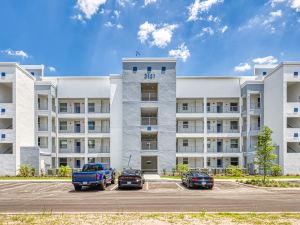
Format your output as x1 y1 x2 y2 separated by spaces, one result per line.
0 58 299 175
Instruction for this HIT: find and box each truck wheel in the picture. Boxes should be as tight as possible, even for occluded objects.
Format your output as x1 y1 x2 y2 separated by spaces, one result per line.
111 178 115 184
74 185 82 191
99 179 106 191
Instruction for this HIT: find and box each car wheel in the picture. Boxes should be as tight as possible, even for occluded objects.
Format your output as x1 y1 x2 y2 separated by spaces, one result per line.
74 185 82 191
99 179 106 191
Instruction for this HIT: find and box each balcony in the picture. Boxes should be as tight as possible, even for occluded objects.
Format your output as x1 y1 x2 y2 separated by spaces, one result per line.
88 146 110 153
38 125 48 132
141 83 158 101
176 146 204 153
0 83 13 104
207 126 239 134
88 126 110 133
141 141 157 150
141 117 157 126
207 105 239 113
58 100 85 114
176 106 203 113
88 99 110 113
177 125 204 133
58 126 85 133
59 146 85 154
207 147 240 153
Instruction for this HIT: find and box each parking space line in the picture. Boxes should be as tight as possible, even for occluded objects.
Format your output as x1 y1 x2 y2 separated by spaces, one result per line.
0 183 34 192
146 182 149 191
110 184 118 191
176 183 184 190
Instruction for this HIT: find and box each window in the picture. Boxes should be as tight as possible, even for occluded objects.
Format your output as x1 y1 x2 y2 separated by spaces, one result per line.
182 157 188 165
1 134 5 139
38 137 41 146
294 108 299 113
88 140 95 148
262 71 267 76
258 117 261 128
207 158 211 167
257 97 261 108
161 66 166 74
88 121 95 130
217 158 222 168
88 103 95 113
207 140 211 149
182 103 188 111
59 121 67 130
59 140 68 149
230 121 238 130
183 139 189 147
59 103 67 113
147 66 152 72
183 121 189 128
76 160 81 168
294 133 299 138
1 72 6 77
59 158 67 167
230 157 239 166
133 66 138 73
294 71 299 77
1 108 5 113
31 72 35 76
230 139 239 149
207 121 211 130
207 102 211 112
230 103 238 112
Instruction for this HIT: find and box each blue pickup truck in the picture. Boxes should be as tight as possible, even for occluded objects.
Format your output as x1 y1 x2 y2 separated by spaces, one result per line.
72 163 115 191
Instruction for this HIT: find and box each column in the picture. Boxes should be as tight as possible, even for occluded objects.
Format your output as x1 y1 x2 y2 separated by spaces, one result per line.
84 97 88 164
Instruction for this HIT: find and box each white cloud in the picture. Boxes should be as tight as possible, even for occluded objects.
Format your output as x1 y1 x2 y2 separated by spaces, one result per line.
144 0 157 6
117 0 136 7
234 63 251 72
48 66 56 72
202 27 214 35
114 10 120 18
188 0 224 21
1 49 29 59
270 10 283 18
290 0 300 12
104 21 123 29
169 43 190 62
270 0 286 7
137 22 178 48
207 15 220 22
220 25 228 33
252 56 278 64
74 0 106 20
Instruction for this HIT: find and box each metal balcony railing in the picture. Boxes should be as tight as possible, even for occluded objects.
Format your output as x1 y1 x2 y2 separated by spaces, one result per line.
58 107 85 114
58 126 85 133
141 117 158 126
88 126 110 133
207 126 239 133
250 124 261 131
59 146 85 153
141 141 157 150
176 146 204 153
176 126 204 133
250 103 261 109
207 147 240 153
176 106 204 113
88 106 110 113
207 105 239 113
88 146 110 153
38 125 48 132
141 92 158 101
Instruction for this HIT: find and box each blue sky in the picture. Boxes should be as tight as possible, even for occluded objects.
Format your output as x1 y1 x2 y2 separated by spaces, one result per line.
0 0 299 76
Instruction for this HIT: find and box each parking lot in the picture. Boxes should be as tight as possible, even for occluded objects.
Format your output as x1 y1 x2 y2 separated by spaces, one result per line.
0 181 300 212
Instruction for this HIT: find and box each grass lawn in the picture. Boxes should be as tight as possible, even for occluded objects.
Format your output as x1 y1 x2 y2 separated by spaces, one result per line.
238 179 300 188
1 212 300 225
161 175 300 180
0 176 71 180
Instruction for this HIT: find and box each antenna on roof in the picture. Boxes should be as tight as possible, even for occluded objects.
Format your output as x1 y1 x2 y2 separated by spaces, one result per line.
136 51 141 57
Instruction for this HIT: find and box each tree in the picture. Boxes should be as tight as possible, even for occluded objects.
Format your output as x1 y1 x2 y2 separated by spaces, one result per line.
255 126 277 183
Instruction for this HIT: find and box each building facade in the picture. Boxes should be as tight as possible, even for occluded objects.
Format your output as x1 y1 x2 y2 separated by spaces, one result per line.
0 59 300 175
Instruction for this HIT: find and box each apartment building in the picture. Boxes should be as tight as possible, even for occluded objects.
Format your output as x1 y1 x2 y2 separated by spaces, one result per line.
0 59 300 175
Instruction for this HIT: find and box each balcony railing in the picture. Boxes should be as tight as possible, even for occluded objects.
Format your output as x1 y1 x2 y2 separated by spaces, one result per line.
58 107 85 114
141 117 158 126
207 147 240 153
250 103 261 109
177 126 204 133
88 126 110 133
141 92 158 101
88 146 110 153
38 145 48 149
176 146 204 153
176 106 204 113
141 140 157 150
88 106 110 113
38 125 48 132
38 105 48 110
250 124 261 131
59 126 85 133
207 105 239 113
59 146 85 153
207 126 239 133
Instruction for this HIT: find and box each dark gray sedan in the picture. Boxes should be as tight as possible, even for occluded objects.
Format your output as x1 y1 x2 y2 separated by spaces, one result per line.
118 169 145 189
182 171 214 189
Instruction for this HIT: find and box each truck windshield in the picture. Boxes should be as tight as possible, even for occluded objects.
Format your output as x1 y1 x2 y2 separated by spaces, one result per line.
82 165 103 172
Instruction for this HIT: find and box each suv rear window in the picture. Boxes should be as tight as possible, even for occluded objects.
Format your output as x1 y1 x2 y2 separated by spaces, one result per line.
82 164 103 172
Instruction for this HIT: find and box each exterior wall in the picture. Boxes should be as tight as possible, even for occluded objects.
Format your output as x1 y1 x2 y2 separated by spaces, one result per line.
20 147 40 175
0 155 16 176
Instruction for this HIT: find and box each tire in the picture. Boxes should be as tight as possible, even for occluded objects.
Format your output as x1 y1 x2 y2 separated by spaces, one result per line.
111 178 115 184
98 179 106 191
74 185 82 191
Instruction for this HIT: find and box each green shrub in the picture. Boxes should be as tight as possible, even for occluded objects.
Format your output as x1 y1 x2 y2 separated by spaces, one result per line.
58 165 71 177
271 165 282 176
225 165 245 177
176 164 189 175
18 164 35 177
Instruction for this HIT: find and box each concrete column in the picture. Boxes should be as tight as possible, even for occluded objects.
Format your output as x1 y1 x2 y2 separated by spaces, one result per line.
55 97 59 168
84 97 88 164
203 97 207 169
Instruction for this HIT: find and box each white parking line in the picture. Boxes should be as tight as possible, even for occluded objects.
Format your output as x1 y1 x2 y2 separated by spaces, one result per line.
176 183 184 190
0 183 33 192
110 184 118 191
146 182 149 190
